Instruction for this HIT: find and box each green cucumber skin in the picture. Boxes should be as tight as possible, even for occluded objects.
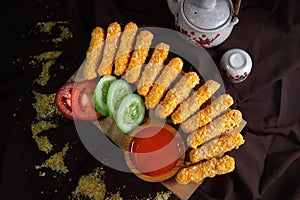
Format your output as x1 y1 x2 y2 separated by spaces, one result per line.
115 94 145 134
106 79 133 119
94 75 117 116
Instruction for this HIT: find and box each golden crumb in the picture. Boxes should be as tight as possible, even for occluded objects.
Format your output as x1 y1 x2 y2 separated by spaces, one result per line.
105 192 123 200
153 191 172 200
36 143 69 174
39 171 46 177
35 59 55 86
32 91 59 120
52 26 73 44
31 120 59 135
37 21 68 33
72 167 106 200
33 51 62 62
32 135 53 154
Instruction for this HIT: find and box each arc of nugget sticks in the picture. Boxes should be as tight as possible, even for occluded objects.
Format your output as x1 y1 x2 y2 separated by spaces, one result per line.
114 22 138 76
137 42 170 96
97 22 122 76
175 155 235 185
171 79 220 125
124 30 154 83
145 57 183 109
187 109 243 149
180 93 234 133
189 132 245 163
83 27 105 80
155 72 200 119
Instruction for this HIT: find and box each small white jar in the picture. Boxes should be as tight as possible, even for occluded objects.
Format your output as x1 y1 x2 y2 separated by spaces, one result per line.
219 48 252 83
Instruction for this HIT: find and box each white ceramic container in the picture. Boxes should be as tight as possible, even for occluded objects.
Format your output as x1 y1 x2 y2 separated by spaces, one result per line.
219 48 252 83
167 0 239 48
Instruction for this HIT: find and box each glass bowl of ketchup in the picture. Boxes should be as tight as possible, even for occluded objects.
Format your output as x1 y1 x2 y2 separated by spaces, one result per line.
124 121 186 182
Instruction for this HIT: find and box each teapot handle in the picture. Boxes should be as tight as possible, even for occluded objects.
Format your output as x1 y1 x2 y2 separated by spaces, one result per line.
167 0 183 16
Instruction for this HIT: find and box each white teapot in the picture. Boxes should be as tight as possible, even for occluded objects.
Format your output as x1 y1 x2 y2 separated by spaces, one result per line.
167 0 239 48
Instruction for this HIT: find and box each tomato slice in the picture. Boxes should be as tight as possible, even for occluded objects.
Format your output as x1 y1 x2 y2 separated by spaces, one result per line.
55 82 76 120
71 79 101 120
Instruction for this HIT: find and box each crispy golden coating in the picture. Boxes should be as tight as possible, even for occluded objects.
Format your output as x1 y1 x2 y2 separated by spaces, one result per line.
175 155 235 184
181 94 234 133
137 42 169 96
83 27 105 79
155 72 200 119
171 80 220 124
189 132 245 163
97 22 121 76
145 57 183 109
187 109 243 149
124 30 153 83
114 22 138 76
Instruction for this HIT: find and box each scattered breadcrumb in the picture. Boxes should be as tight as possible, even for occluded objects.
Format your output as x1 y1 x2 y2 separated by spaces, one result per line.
105 192 123 200
35 59 56 86
52 26 73 44
32 91 59 120
153 191 172 200
32 51 62 62
36 143 69 174
71 167 106 200
32 135 53 154
39 171 46 177
31 120 59 135
37 21 68 33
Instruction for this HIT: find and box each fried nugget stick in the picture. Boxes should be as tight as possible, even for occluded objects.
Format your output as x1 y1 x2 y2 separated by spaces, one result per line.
97 22 121 76
181 94 234 133
189 132 245 163
83 27 105 80
114 22 138 76
171 80 220 124
155 72 200 119
145 57 183 109
187 109 243 149
175 155 235 184
137 43 169 96
124 30 154 83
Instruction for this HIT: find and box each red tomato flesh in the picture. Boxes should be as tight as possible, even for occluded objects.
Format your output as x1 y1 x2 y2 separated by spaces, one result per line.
55 82 76 120
71 79 101 121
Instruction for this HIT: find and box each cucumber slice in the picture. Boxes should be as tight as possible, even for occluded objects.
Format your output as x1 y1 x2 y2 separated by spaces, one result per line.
115 94 145 134
107 79 133 119
94 75 117 116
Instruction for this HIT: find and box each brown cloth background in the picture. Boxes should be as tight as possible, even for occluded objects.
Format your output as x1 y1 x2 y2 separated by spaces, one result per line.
1 0 300 199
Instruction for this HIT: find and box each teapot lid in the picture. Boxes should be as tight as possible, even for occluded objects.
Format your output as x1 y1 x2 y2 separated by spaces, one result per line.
183 0 232 30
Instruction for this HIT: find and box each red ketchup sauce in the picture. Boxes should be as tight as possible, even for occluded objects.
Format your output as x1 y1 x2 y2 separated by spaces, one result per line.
130 126 182 177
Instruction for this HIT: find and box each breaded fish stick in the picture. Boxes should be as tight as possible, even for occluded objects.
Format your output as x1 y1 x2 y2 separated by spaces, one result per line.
171 80 220 124
175 155 235 185
83 27 105 80
155 72 200 119
97 22 121 76
137 43 169 96
145 57 183 109
124 30 153 83
181 94 234 133
187 109 243 149
189 132 245 163
114 22 138 76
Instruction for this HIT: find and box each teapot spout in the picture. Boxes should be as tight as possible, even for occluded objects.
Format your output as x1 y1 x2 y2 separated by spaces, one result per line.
167 0 183 16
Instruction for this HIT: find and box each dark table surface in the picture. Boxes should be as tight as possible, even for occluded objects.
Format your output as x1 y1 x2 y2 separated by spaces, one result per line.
1 0 300 199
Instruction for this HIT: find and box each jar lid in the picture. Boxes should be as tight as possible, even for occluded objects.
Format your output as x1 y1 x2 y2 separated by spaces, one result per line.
183 0 232 30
